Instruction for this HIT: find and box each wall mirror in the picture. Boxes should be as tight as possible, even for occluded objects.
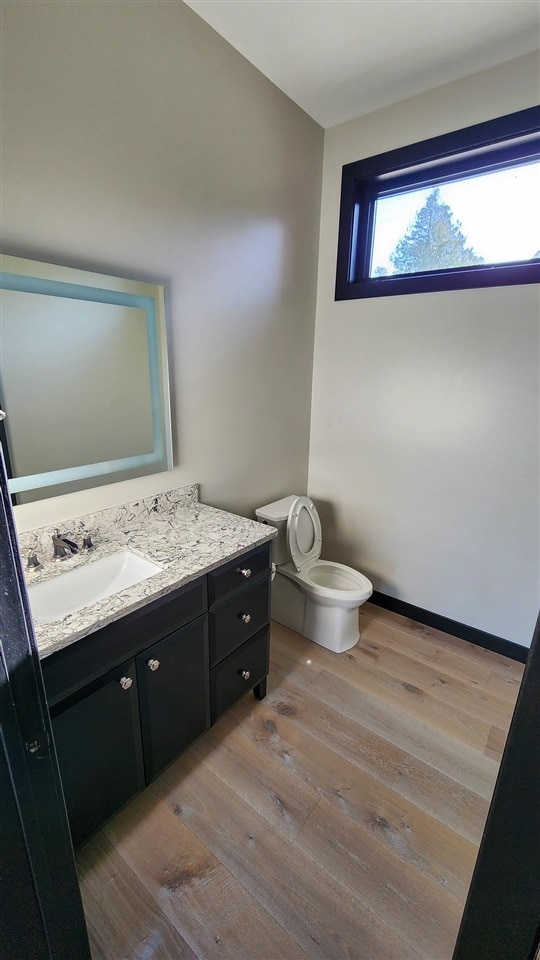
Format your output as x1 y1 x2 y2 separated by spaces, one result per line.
0 255 173 504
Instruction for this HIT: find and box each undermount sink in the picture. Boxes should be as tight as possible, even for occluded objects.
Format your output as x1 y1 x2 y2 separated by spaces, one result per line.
27 550 163 624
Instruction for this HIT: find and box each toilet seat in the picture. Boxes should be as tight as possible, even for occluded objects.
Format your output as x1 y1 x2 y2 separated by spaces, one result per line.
287 496 322 572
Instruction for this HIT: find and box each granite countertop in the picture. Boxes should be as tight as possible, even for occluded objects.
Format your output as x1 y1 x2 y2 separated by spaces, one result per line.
18 484 276 660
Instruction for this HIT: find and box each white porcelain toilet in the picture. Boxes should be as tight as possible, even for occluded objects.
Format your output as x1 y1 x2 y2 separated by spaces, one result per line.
256 495 373 654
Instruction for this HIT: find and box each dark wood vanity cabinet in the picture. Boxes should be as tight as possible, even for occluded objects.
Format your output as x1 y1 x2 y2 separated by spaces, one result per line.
42 542 271 846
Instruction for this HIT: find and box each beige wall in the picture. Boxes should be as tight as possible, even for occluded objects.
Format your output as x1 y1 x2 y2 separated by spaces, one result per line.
309 54 539 647
2 0 323 531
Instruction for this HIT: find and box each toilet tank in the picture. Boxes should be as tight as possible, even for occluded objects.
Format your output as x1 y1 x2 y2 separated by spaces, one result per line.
255 496 298 566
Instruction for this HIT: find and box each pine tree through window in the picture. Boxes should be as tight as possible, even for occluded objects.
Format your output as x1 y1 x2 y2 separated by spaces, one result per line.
374 187 484 277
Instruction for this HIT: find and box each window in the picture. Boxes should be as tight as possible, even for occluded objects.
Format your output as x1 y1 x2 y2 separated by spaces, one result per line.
335 107 540 300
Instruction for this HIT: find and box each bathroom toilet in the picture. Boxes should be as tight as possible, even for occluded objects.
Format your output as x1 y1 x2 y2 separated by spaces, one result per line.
256 495 373 654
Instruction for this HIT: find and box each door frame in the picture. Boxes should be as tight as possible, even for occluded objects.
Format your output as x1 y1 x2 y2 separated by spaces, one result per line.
0 448 90 959
453 613 540 959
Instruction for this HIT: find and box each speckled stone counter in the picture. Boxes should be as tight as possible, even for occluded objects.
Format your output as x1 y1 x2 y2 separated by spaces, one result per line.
17 484 275 659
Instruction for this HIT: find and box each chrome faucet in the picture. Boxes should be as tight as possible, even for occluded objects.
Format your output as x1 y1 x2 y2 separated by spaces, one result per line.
52 530 79 561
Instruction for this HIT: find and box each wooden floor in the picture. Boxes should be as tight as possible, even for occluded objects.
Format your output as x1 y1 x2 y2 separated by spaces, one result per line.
77 604 524 960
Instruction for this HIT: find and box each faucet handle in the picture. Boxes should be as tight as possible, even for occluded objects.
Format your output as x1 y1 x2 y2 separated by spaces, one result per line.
26 551 43 572
81 532 95 552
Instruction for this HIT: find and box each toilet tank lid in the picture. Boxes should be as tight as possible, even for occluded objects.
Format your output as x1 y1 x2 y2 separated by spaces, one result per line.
256 495 300 522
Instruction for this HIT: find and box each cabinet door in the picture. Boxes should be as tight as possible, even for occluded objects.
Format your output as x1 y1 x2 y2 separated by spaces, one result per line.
136 616 210 783
51 660 144 847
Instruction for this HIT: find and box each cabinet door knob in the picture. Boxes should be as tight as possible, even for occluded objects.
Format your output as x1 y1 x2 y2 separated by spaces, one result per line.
241 613 252 624
240 669 251 681
239 567 251 578
119 676 133 690
147 658 160 672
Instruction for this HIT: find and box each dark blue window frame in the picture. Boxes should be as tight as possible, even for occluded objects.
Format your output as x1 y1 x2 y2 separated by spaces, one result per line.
335 106 540 300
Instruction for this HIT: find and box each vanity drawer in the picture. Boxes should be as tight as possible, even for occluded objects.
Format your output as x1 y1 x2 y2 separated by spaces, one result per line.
210 626 269 723
207 543 271 606
209 577 270 667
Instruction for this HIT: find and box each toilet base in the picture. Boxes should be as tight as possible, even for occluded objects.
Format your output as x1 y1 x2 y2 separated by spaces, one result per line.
271 571 360 654
304 598 360 653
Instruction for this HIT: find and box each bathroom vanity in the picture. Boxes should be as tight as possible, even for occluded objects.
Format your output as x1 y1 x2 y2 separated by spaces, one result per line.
21 486 275 846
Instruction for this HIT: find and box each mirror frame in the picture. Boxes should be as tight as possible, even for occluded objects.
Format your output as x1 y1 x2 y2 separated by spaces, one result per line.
0 255 173 499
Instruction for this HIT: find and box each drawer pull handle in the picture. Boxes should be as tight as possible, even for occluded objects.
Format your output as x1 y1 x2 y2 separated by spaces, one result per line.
239 567 251 578
119 676 133 691
240 669 251 681
241 613 252 624
147 658 160 672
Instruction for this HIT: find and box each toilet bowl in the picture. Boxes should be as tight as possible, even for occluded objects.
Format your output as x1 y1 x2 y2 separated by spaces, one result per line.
255 496 372 654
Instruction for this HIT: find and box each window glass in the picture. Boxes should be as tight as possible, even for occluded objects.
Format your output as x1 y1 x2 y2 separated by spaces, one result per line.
369 161 540 278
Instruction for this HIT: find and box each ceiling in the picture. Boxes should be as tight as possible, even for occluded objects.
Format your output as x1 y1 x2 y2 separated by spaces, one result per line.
184 0 539 128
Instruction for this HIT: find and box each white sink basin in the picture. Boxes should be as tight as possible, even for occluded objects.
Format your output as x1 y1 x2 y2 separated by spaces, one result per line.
28 550 163 624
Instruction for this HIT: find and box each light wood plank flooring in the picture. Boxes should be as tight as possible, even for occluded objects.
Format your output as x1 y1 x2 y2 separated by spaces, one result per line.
77 603 524 960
